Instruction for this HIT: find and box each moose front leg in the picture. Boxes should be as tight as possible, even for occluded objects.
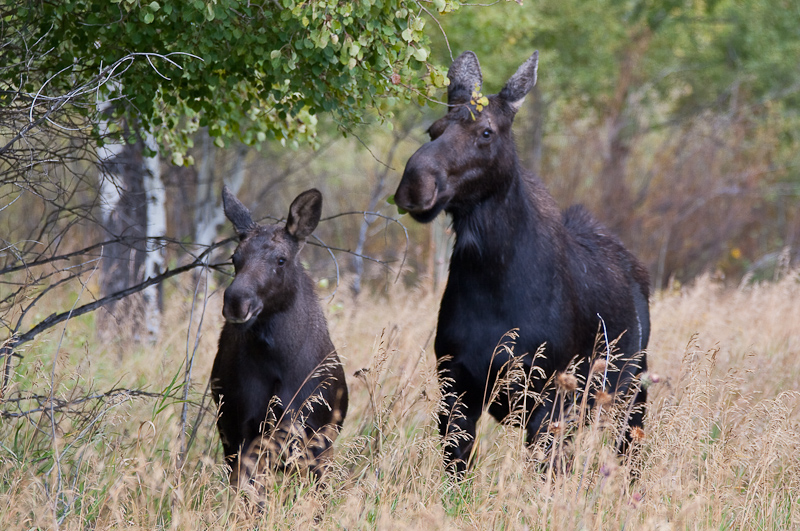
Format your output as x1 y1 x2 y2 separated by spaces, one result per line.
435 358 484 475
438 395 480 476
525 385 563 447
227 439 257 490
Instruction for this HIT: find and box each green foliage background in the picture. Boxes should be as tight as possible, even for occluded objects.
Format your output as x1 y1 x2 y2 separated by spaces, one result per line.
4 0 800 285
9 0 461 155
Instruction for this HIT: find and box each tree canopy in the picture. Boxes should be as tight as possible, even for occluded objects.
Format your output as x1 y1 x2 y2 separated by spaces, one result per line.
426 0 800 283
435 0 800 119
7 0 459 158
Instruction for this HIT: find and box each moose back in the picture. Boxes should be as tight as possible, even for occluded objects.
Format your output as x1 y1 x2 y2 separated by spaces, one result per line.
394 50 650 474
210 187 348 487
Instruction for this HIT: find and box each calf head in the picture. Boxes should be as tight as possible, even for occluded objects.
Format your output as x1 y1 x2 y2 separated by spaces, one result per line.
394 50 539 222
221 187 322 324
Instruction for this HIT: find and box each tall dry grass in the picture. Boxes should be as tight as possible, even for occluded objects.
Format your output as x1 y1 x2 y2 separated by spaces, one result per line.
1 273 799 529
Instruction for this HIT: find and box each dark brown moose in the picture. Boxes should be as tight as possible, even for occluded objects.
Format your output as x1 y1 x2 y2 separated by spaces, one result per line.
211 187 348 487
394 50 650 474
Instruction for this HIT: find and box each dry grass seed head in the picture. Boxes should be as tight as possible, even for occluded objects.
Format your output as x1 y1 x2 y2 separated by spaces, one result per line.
556 371 579 392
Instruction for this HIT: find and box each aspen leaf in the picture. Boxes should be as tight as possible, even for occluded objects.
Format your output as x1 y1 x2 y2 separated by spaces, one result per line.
412 47 428 62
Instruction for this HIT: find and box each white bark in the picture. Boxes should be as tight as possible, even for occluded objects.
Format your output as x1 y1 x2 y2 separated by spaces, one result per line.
97 101 125 223
194 137 247 249
142 131 165 343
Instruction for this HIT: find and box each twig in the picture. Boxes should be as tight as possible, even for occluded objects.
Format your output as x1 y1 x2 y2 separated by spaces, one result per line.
178 260 212 468
0 236 126 275
46 258 100 528
416 3 453 61
2 241 226 366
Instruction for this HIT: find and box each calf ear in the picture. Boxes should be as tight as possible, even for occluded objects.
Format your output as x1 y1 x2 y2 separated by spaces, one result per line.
286 188 323 240
498 50 538 114
447 50 483 108
222 185 254 239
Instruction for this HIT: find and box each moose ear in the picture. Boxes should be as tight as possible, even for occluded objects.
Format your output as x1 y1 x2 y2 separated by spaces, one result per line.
447 50 483 108
286 188 323 241
222 185 254 239
498 50 539 114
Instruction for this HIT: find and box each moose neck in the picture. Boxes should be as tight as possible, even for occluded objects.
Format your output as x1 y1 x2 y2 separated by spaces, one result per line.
449 168 561 269
247 273 311 350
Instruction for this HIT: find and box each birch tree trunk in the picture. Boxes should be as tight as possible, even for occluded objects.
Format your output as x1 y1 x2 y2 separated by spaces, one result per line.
141 131 165 343
97 118 147 343
96 108 164 344
194 136 247 250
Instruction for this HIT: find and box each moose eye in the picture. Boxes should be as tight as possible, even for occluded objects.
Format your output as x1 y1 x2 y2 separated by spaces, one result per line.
277 257 287 266
481 129 492 139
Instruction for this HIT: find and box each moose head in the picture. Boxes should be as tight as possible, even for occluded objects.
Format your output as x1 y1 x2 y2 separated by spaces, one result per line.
221 187 322 324
394 50 539 223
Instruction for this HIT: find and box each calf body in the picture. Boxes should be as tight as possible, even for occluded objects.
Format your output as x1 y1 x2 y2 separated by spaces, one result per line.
395 51 650 474
211 188 348 486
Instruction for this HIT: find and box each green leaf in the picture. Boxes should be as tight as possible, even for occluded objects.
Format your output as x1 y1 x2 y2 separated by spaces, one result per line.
11 0 442 155
412 47 428 62
386 195 408 215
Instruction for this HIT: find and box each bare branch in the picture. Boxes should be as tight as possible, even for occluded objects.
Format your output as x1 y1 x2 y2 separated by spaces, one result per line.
5 241 227 352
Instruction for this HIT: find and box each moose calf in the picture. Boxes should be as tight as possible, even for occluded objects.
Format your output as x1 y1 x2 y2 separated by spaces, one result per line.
394 50 650 474
210 187 348 487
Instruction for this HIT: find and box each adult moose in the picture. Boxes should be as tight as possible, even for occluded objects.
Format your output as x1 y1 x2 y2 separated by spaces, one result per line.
394 50 650 474
211 187 348 487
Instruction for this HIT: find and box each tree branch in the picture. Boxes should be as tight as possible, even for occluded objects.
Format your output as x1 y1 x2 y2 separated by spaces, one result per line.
4 242 226 353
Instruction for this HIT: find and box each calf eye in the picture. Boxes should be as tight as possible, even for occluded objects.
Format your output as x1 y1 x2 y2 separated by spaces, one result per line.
277 257 286 266
481 129 492 139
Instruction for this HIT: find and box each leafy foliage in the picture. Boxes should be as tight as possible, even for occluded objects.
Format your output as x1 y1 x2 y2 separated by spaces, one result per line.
8 0 456 155
428 0 800 283
435 0 800 117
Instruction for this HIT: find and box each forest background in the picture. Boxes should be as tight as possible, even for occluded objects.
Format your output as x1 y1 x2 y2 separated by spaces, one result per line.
1 0 800 528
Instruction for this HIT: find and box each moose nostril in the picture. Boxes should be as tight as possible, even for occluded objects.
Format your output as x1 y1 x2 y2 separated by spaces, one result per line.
396 170 439 211
222 288 259 323
222 299 243 321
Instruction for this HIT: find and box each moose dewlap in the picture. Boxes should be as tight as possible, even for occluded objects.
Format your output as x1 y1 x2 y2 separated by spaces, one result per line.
394 50 650 474
210 187 348 487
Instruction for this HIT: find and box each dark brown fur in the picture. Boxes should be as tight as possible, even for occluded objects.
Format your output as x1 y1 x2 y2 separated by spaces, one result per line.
395 51 650 474
210 187 348 487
